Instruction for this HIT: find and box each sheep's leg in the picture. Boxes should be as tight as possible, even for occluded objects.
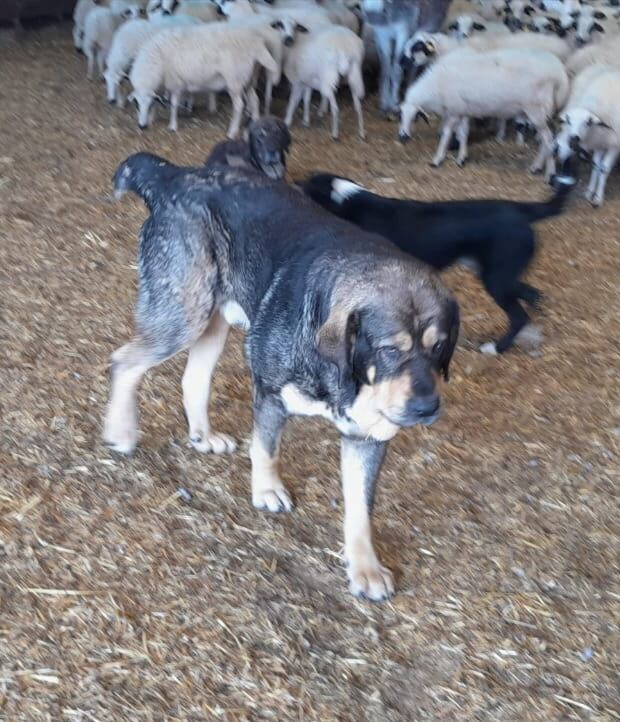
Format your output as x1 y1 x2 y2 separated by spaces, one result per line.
496 118 507 142
591 148 619 207
97 48 106 78
372 25 393 114
318 95 328 118
264 79 273 115
168 91 181 132
389 24 409 112
183 312 235 455
431 117 459 168
86 47 95 80
324 87 340 141
455 117 470 167
246 87 260 121
227 93 245 139
284 84 304 128
302 87 312 127
208 92 217 114
529 119 553 176
182 93 194 114
585 150 604 202
348 64 366 140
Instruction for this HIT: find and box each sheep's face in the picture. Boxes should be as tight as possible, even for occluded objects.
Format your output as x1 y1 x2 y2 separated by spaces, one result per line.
574 16 606 45
554 110 612 162
400 36 436 71
447 15 487 39
270 18 308 47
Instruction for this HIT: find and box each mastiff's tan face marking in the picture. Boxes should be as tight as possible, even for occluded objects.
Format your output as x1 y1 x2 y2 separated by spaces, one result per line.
346 373 410 441
382 330 413 352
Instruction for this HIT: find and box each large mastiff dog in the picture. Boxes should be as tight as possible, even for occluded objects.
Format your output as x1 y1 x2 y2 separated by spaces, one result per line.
104 154 459 601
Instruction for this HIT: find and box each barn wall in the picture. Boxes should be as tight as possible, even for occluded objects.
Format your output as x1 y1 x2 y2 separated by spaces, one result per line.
0 1 76 26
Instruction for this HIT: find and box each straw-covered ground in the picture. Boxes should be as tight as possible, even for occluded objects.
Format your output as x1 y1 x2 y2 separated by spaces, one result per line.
0 21 618 722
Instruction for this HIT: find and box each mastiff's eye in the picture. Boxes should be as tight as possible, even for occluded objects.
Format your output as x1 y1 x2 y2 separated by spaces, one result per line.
378 346 400 363
432 340 444 356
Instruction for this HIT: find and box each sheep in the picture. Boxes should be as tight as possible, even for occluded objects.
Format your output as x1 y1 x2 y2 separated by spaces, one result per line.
446 14 510 38
398 47 569 178
401 28 572 70
148 0 220 22
83 2 145 79
565 32 620 74
73 0 103 52
554 64 620 206
283 23 365 140
573 8 618 46
129 23 278 136
503 0 537 32
104 14 201 105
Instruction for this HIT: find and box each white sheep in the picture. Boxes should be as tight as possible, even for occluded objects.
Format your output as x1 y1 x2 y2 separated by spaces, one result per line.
573 8 618 46
566 32 620 74
73 0 102 51
129 23 278 136
83 2 144 79
148 0 221 22
283 24 366 140
446 14 510 38
104 14 201 105
402 28 572 69
555 64 620 206
398 47 569 178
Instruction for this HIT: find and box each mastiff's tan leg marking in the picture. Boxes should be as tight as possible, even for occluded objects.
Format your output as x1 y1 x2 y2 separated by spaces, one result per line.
341 436 394 601
182 311 235 454
103 340 158 454
250 393 292 513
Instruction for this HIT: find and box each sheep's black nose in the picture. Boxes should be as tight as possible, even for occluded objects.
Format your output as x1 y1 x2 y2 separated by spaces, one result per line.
284 36 293 47
398 131 410 144
569 135 581 152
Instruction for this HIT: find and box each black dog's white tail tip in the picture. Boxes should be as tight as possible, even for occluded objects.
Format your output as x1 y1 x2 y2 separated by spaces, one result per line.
113 188 126 201
331 178 365 204
550 174 577 188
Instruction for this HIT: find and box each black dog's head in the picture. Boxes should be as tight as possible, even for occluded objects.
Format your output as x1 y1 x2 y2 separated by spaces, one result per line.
315 264 459 440
247 116 292 180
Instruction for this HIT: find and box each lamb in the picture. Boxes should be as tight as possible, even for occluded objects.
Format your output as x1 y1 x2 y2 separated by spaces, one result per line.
83 2 144 79
129 23 278 136
565 32 620 74
204 116 291 178
104 14 201 106
554 64 620 206
283 23 365 139
398 47 569 178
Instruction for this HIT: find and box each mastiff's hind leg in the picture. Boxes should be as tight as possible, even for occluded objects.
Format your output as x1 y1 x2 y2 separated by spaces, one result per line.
103 338 172 454
183 311 236 454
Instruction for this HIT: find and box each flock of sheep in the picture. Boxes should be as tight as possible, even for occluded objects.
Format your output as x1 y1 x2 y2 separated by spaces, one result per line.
73 0 620 205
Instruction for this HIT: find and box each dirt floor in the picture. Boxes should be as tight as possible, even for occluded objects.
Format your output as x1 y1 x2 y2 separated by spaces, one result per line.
0 21 619 722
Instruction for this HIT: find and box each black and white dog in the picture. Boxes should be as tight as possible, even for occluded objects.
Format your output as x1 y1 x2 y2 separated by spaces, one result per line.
105 154 459 601
301 173 575 354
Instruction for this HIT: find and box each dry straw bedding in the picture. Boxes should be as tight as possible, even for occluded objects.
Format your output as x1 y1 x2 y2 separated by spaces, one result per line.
0 23 618 722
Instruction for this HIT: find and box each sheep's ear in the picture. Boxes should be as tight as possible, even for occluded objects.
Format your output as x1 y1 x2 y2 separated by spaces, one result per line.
570 10 580 18
448 21 458 30
270 20 284 29
296 23 309 32
592 22 605 31
524 5 535 14
594 10 606 18
473 21 486 29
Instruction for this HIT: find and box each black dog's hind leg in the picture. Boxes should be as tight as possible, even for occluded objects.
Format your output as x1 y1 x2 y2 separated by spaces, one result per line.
250 392 292 513
517 282 543 308
485 290 530 354
341 436 394 602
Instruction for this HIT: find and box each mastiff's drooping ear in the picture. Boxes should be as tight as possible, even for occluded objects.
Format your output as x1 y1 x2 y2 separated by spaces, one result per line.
436 298 460 381
316 306 360 385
